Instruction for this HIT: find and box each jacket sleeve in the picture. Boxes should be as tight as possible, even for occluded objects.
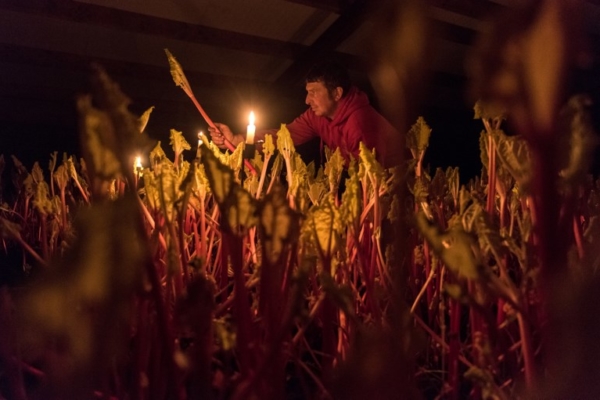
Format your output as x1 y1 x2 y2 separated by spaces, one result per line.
254 109 318 150
285 109 319 145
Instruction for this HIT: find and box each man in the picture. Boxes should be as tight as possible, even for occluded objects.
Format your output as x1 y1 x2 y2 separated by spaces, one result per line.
209 62 402 168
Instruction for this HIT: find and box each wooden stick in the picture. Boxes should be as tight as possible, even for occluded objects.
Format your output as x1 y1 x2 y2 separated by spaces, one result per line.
165 49 257 175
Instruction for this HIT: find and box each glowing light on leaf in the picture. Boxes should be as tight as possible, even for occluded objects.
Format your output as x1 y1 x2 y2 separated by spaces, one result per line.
263 134 275 158
150 142 171 169
301 195 342 258
324 147 344 194
358 142 385 188
289 153 308 198
276 124 295 155
340 161 360 226
200 145 257 235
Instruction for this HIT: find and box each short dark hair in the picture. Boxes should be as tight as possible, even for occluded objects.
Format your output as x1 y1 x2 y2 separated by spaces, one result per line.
305 62 351 98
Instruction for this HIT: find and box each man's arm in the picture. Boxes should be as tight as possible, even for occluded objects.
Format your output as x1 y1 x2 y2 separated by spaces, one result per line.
285 110 320 145
210 109 319 151
253 109 319 147
207 123 244 148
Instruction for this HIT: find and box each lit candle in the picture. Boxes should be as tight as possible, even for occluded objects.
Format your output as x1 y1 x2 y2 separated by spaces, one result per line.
134 156 143 187
197 131 203 158
134 156 143 173
246 111 255 145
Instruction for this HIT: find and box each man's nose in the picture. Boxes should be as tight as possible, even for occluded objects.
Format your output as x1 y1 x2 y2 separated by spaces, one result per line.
305 94 311 105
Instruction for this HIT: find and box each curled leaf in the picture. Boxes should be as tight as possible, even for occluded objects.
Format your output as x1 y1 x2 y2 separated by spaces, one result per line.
33 182 54 216
263 134 275 159
54 165 70 192
324 147 344 194
138 106 155 133
31 162 44 185
406 116 432 158
200 145 257 235
77 95 122 181
416 212 481 280
276 124 296 155
340 162 361 226
150 141 172 170
165 49 192 93
170 129 192 155
495 131 531 189
358 142 385 187
301 195 342 258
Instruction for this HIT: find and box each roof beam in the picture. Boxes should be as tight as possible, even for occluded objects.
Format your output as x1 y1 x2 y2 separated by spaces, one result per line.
276 0 378 85
285 0 345 14
428 0 504 20
0 43 277 92
0 0 306 59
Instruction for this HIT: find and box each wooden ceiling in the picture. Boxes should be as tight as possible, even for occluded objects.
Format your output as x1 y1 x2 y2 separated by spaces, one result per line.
1 0 600 169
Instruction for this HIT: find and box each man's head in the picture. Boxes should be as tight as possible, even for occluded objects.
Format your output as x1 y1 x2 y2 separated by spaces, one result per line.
304 62 351 118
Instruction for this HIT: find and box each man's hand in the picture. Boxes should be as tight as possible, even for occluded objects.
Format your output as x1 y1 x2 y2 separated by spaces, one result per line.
208 123 240 149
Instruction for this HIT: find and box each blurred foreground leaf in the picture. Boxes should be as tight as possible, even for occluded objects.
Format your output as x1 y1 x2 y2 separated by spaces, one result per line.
17 195 147 397
258 184 300 265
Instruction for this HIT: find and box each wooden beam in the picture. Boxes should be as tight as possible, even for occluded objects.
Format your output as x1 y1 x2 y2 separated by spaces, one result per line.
0 43 306 130
428 0 504 20
0 43 292 96
431 19 477 46
0 0 306 59
285 0 344 14
275 0 481 86
276 0 378 85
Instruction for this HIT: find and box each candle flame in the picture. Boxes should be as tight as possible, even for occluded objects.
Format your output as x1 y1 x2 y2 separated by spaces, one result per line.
246 112 256 145
198 131 204 146
134 156 144 176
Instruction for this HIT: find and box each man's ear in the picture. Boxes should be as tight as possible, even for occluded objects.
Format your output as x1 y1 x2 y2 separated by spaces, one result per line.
334 87 343 101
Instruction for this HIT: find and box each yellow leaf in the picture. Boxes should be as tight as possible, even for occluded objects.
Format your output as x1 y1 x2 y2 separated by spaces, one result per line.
276 124 295 155
406 116 432 153
416 212 481 280
170 129 191 155
165 49 192 93
258 184 300 265
200 145 257 235
138 106 154 133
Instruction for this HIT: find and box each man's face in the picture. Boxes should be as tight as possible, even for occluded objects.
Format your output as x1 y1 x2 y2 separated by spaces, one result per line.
305 81 340 119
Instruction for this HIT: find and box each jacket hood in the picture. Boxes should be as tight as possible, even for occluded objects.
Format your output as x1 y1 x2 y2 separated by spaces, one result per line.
330 87 369 126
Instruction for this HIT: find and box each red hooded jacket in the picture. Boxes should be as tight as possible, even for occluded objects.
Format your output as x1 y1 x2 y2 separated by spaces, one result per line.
257 87 402 168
